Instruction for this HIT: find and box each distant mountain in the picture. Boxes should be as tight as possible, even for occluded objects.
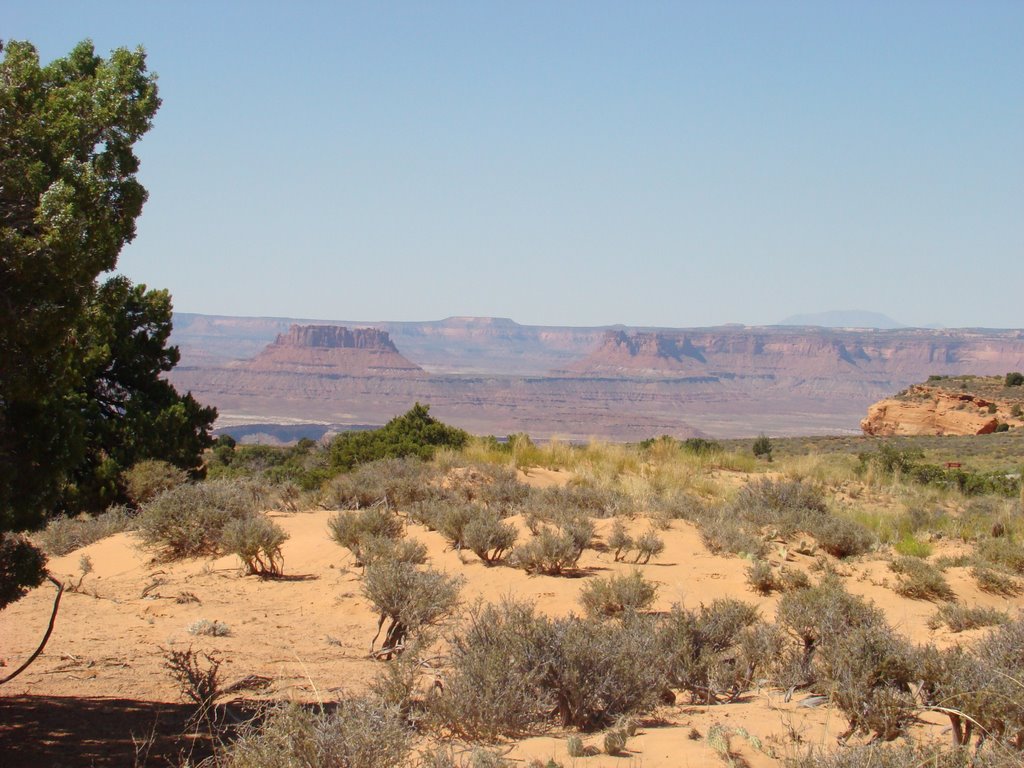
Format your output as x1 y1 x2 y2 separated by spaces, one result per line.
778 311 906 329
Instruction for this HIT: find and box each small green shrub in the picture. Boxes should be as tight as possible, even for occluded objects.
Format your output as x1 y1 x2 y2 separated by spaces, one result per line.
893 534 932 558
221 516 289 576
329 403 468 470
752 433 773 461
579 570 657 619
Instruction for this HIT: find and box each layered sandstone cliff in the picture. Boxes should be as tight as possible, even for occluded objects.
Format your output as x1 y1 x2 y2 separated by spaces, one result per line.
243 325 423 376
861 383 1024 436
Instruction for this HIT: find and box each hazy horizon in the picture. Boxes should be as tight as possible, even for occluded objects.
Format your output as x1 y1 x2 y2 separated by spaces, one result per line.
8 2 1023 329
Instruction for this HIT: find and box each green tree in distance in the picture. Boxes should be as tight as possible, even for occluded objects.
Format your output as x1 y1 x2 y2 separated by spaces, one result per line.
0 39 215 607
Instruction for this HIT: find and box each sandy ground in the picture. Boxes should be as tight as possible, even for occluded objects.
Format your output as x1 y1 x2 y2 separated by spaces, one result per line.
1 472 1019 766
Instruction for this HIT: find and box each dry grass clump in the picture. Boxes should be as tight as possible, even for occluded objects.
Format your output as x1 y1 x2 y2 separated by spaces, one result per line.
928 603 1009 633
971 565 1022 596
35 505 135 556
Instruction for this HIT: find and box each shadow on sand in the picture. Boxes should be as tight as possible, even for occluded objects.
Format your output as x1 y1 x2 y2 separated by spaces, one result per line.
0 694 214 767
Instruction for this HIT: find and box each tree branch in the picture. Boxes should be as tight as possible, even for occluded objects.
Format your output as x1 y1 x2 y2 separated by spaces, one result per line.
0 575 65 685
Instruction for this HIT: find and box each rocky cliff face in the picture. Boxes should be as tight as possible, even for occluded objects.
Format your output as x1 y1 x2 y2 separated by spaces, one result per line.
243 325 423 376
568 328 1024 380
861 384 1024 436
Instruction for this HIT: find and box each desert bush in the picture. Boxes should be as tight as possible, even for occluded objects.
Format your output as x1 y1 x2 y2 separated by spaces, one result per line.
222 699 412 768
778 567 811 592
971 565 1022 596
579 570 657 619
164 646 222 725
783 742 1012 768
556 513 595 558
325 457 436 510
35 505 134 556
432 599 554 740
977 537 1024 574
540 483 632 519
928 603 1008 633
658 599 765 704
476 465 533 513
543 613 665 730
698 511 767 557
889 556 955 601
221 515 289 576
121 459 188 506
815 622 917 741
358 536 428 568
433 502 478 551
565 735 585 758
511 528 581 575
188 619 231 637
137 480 260 559
607 519 634 562
736 478 828 523
633 528 665 563
463 509 517 565
812 516 875 558
752 433 773 461
362 560 462 659
327 504 404 563
777 575 886 673
747 560 778 594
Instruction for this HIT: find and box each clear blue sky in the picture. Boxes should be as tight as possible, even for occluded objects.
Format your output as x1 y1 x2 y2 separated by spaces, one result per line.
6 2 1023 328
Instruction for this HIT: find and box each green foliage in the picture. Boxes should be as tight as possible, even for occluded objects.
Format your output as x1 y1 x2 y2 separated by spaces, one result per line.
752 433 773 461
122 460 188 506
0 533 48 610
858 444 1020 497
330 403 468 471
0 40 216 607
1005 371 1024 387
893 534 932 558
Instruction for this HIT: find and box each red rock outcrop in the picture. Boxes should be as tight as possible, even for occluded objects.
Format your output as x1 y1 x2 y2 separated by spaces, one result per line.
244 325 423 376
860 385 1017 436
